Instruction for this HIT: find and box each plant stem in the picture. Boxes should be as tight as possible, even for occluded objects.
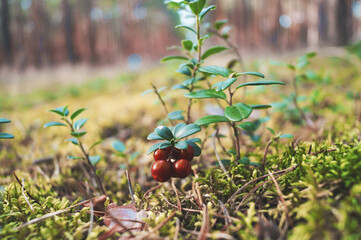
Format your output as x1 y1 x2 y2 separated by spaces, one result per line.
262 139 273 171
186 15 202 124
228 87 241 159
292 71 311 127
151 83 169 116
65 119 106 196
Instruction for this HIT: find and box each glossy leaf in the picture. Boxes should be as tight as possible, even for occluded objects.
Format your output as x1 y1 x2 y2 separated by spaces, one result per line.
71 131 87 138
141 89 154 96
236 80 285 89
214 19 227 30
175 141 188 150
160 55 188 63
195 115 229 126
237 122 258 131
0 133 14 139
176 66 192 76
168 111 184 121
89 140 103 151
49 106 69 117
186 138 201 143
154 126 174 141
201 46 228 60
66 138 79 145
267 127 275 135
74 118 88 130
189 0 205 15
199 66 229 77
112 140 126 153
172 84 189 90
199 5 216 20
89 155 101 166
234 71 264 78
224 103 253 122
175 123 201 139
43 122 67 128
175 25 197 35
70 108 87 120
184 89 226 99
212 77 237 91
186 141 201 156
0 118 10 124
147 132 163 140
172 123 186 137
147 141 167 155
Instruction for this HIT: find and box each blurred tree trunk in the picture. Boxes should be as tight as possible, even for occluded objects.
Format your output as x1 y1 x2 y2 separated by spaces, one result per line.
83 0 97 64
307 0 320 48
62 0 76 63
335 0 352 45
1 0 13 65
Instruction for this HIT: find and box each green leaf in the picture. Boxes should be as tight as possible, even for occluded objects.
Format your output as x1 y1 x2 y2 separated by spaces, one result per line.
249 162 261 167
168 111 184 121
212 78 237 91
49 106 69 117
267 127 275 135
155 126 174 141
239 157 250 165
160 55 188 63
199 5 216 20
234 71 265 78
172 123 186 137
147 142 166 155
224 103 253 122
176 66 192 76
141 89 154 96
215 159 231 166
182 40 193 51
0 118 10 124
70 108 87 120
67 155 82 160
175 141 188 149
237 122 258 131
280 134 294 139
195 115 229 126
214 20 227 30
201 46 228 60
172 84 189 90
158 86 167 93
71 131 87 138
236 81 285 89
147 132 163 140
186 138 201 143
0 133 14 139
175 123 201 139
184 89 226 99
89 140 103 151
175 25 197 35
112 140 126 153
189 0 206 15
43 122 67 128
89 155 101 166
73 118 88 130
159 141 172 149
186 141 201 156
66 138 79 145
199 66 229 77
250 104 272 109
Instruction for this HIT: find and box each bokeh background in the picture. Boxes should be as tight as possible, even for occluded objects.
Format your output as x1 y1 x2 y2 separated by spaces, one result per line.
0 0 359 70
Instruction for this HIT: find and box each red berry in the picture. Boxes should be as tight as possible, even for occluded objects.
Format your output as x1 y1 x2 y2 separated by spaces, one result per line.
174 159 191 178
154 147 171 161
151 160 173 182
179 145 194 161
172 147 181 159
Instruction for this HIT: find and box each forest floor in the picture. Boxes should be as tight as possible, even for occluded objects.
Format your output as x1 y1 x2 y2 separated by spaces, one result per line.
1 52 361 239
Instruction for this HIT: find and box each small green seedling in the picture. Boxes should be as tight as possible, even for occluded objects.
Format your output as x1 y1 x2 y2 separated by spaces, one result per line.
44 106 105 195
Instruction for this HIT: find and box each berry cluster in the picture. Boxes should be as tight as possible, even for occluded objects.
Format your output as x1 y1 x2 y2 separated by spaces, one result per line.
151 145 194 182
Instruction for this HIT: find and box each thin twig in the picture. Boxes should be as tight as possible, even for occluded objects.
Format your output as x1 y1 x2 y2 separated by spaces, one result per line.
86 183 94 237
193 169 204 207
171 178 182 212
174 218 180 240
126 169 135 204
151 83 169 116
21 178 34 211
13 172 40 206
267 170 293 227
197 204 209 240
213 129 235 185
262 139 273 171
143 184 162 199
218 200 231 226
309 148 337 156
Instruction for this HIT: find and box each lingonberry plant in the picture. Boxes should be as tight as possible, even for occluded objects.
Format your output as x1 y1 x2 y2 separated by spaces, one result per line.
145 0 285 182
44 106 105 195
0 118 14 139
